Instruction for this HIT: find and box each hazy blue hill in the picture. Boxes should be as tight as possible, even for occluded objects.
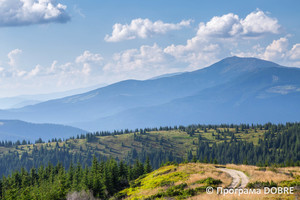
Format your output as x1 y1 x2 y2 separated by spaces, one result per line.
0 120 86 141
1 56 269 124
148 72 184 80
0 56 299 132
0 97 40 110
0 84 102 109
78 61 300 130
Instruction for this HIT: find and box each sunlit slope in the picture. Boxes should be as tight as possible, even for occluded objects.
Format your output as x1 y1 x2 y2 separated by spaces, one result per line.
0 126 265 160
118 163 300 200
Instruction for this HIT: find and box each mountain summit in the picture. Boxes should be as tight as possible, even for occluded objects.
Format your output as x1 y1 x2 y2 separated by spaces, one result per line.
1 57 299 132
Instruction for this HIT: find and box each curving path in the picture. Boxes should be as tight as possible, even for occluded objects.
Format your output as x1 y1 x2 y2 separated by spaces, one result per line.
219 168 249 188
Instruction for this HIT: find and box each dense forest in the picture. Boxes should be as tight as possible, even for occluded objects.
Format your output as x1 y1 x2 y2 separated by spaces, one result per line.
0 156 152 199
0 142 178 177
194 123 300 166
0 123 299 198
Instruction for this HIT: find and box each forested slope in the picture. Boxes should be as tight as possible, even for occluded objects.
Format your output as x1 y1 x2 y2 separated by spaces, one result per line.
0 123 299 177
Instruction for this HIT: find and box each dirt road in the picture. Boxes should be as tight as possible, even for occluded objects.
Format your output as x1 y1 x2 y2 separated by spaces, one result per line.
219 168 249 188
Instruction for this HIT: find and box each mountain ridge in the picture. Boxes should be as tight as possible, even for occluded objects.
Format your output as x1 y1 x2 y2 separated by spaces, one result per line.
0 119 86 141
0 56 299 132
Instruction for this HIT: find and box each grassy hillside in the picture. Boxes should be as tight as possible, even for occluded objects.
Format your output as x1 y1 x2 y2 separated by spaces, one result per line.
0 123 299 199
0 123 299 177
119 163 300 200
0 126 266 160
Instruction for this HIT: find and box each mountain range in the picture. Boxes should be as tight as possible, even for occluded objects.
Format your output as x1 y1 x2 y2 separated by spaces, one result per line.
0 56 299 137
0 120 86 141
0 84 104 109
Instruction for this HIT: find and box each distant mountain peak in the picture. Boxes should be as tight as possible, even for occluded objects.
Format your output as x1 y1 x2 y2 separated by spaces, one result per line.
1 56 299 133
221 56 280 66
207 56 282 74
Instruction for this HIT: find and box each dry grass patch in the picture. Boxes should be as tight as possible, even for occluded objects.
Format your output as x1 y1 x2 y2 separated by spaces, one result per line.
186 169 231 188
225 164 298 183
280 167 300 177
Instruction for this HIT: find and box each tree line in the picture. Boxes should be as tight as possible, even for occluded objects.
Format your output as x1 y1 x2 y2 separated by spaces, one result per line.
193 123 300 166
0 123 299 178
0 156 152 200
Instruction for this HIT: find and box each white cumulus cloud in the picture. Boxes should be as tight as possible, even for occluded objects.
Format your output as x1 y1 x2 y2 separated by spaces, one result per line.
105 18 192 42
241 10 280 36
101 43 185 81
1 50 104 80
196 10 280 39
75 51 103 75
163 10 281 68
262 37 289 60
104 44 166 72
288 44 300 61
197 13 241 38
75 51 103 64
8 48 22 66
232 37 300 67
0 0 70 26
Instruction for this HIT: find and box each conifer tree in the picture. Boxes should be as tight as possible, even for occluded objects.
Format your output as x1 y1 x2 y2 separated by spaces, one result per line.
144 156 152 173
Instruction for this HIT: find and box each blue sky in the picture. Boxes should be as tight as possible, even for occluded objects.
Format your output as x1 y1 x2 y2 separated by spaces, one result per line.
0 0 299 97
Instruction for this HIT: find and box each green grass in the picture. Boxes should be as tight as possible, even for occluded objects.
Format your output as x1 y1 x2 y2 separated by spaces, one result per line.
118 163 300 200
279 175 300 187
0 127 266 160
118 163 224 199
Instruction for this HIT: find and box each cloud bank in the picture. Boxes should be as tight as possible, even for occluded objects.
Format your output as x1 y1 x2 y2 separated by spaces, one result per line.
233 37 300 67
163 10 282 68
103 10 298 72
0 0 70 26
104 43 168 73
195 10 280 39
0 50 103 79
105 18 192 42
